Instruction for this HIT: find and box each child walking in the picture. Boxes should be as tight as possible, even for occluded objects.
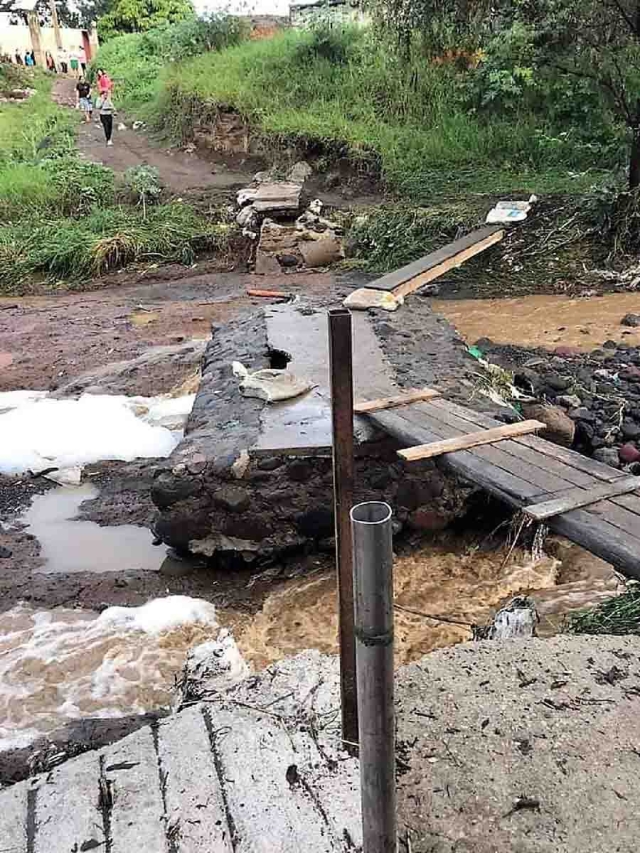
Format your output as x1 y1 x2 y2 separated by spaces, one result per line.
97 92 116 146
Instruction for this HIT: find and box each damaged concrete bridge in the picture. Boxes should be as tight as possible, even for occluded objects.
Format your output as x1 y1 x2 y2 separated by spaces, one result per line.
153 296 640 578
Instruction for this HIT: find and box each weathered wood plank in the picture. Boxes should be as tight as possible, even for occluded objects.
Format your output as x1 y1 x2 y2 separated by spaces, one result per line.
354 387 439 414
103 726 167 853
428 398 596 487
431 397 625 485
368 226 504 293
399 420 546 462
34 752 104 853
611 493 640 517
578 498 640 536
0 777 28 853
524 476 640 521
392 402 572 494
156 706 233 852
203 705 339 852
371 408 540 503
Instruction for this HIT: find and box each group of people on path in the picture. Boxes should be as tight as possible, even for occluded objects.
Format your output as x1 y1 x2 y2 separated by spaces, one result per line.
76 70 116 146
13 46 87 76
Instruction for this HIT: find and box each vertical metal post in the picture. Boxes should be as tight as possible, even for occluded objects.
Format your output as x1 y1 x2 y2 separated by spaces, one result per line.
328 307 358 747
351 501 396 853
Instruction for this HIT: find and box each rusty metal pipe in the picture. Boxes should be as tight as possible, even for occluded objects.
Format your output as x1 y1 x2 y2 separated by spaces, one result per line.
328 307 358 747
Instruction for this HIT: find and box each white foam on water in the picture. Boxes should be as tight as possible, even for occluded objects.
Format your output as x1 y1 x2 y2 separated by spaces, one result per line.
0 391 196 476
0 597 243 752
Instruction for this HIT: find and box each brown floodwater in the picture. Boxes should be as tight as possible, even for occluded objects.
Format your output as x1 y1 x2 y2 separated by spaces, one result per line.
433 292 640 350
0 534 620 750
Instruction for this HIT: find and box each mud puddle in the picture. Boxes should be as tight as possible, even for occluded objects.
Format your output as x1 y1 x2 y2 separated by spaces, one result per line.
23 484 172 575
434 293 640 350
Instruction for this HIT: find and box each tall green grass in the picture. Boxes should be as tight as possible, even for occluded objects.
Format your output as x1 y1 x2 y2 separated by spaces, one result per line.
147 27 616 197
0 203 231 291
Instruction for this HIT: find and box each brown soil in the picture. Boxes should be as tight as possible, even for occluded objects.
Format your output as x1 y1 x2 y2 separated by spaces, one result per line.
0 269 333 393
52 78 255 194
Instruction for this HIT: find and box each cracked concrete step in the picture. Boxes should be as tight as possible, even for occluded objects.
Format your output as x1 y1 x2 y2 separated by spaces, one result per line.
0 699 361 853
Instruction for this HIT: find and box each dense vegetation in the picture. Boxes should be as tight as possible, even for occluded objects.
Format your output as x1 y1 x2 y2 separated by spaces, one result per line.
0 70 229 292
95 21 625 200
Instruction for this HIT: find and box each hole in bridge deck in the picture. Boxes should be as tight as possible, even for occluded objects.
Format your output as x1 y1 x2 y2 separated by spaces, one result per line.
267 348 292 369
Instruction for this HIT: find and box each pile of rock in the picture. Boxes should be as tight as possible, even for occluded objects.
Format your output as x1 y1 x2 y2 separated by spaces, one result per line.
235 162 344 273
482 337 640 470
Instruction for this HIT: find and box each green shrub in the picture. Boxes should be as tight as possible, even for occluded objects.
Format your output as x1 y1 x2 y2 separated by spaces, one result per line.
92 15 248 113
0 202 232 291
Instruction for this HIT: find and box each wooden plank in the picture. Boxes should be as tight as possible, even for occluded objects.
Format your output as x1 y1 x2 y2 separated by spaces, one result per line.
431 396 624 485
413 401 574 493
157 706 233 852
611 493 640 517
368 226 504 293
203 705 338 852
371 408 541 503
0 778 28 853
399 421 546 462
34 752 104 853
354 387 440 414
525 476 640 521
103 726 167 853
393 229 505 299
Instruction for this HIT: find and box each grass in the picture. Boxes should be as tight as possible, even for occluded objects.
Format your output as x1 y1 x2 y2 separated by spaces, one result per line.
144 27 620 200
567 584 640 636
0 62 234 291
0 203 232 292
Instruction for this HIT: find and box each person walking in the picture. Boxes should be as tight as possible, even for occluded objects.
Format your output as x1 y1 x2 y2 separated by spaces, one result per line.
78 45 87 74
14 49 23 66
96 69 113 96
45 51 57 73
24 51 34 67
57 46 68 74
97 91 116 146
76 76 92 123
69 49 79 78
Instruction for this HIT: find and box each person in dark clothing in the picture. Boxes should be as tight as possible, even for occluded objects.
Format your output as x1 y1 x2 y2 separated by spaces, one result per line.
14 50 23 66
76 77 92 122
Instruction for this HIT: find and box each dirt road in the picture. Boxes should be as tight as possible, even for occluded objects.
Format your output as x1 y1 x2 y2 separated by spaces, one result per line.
52 77 255 193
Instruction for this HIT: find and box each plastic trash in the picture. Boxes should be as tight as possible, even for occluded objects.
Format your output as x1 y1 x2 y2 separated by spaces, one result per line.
232 362 315 403
486 196 537 224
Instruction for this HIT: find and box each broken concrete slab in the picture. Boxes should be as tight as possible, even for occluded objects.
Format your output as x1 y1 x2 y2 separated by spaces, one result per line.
151 304 475 557
238 181 302 213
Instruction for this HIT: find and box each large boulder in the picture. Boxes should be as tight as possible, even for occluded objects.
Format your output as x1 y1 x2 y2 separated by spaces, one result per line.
522 403 575 448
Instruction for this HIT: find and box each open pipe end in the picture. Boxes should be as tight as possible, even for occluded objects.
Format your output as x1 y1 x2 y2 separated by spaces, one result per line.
350 501 392 525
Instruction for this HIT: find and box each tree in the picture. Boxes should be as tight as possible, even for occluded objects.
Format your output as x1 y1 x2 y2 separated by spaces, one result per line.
511 0 640 188
97 0 195 40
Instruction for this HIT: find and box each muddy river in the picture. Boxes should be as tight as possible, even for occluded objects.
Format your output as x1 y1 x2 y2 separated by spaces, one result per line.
433 292 640 350
0 484 621 752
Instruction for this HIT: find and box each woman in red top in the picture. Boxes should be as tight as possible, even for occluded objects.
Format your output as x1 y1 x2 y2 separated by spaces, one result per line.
96 69 113 96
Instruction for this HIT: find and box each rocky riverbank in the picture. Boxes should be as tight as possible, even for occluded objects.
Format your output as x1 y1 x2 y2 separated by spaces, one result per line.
479 332 640 469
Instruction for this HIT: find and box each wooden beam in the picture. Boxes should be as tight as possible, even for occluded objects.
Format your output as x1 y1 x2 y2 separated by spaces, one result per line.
393 229 505 300
354 388 440 414
398 420 546 462
524 476 640 521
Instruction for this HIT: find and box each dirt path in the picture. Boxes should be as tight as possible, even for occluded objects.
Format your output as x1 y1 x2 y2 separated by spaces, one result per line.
52 77 255 193
0 269 335 393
